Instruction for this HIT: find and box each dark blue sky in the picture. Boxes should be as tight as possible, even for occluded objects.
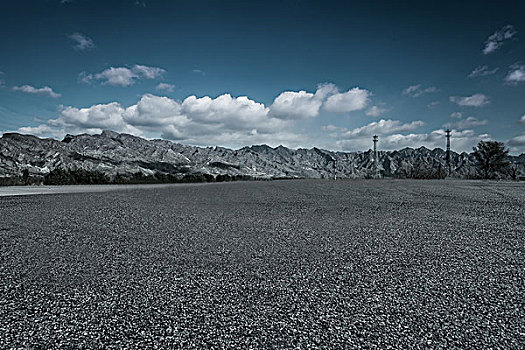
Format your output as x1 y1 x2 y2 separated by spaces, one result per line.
1 0 524 153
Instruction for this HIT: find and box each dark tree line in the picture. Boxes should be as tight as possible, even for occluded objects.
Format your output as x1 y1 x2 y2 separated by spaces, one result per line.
43 169 109 185
41 169 260 185
1 169 266 186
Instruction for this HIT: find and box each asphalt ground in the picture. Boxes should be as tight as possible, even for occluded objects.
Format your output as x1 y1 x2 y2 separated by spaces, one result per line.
0 180 524 349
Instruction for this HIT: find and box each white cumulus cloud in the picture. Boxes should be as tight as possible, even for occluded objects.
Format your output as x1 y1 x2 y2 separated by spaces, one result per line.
381 129 488 151
335 128 490 153
444 116 487 130
132 64 165 79
341 119 424 137
156 83 175 92
366 106 388 117
13 85 61 98
269 90 323 119
181 94 283 132
505 64 525 84
321 125 348 132
56 103 134 132
508 134 525 147
80 64 166 86
402 84 438 98
323 87 370 113
123 94 187 127
18 124 63 138
483 25 517 55
468 65 499 78
268 83 370 118
68 32 95 51
95 67 137 87
450 93 490 107
268 83 338 119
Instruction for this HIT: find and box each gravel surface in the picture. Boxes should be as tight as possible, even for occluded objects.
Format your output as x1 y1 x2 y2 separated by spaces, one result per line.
1 179 524 349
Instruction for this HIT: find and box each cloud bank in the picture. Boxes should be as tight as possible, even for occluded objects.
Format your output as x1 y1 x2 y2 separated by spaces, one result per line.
17 93 299 148
13 83 378 149
332 128 490 153
15 82 497 153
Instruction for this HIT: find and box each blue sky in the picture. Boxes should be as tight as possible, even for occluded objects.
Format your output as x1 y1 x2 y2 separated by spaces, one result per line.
1 0 524 153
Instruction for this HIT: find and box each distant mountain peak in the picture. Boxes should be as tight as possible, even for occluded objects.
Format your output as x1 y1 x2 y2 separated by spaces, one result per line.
100 130 120 138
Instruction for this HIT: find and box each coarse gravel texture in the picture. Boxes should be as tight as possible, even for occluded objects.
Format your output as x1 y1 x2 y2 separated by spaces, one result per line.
0 179 524 349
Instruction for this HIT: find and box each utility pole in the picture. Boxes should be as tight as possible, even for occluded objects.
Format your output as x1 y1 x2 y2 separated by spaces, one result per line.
373 135 379 178
445 129 451 176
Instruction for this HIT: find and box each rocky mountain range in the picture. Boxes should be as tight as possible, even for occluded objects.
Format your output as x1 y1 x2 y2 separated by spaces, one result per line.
1 130 524 180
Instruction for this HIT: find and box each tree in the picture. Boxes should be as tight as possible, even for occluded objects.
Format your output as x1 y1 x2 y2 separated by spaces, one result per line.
22 169 30 185
472 140 510 179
